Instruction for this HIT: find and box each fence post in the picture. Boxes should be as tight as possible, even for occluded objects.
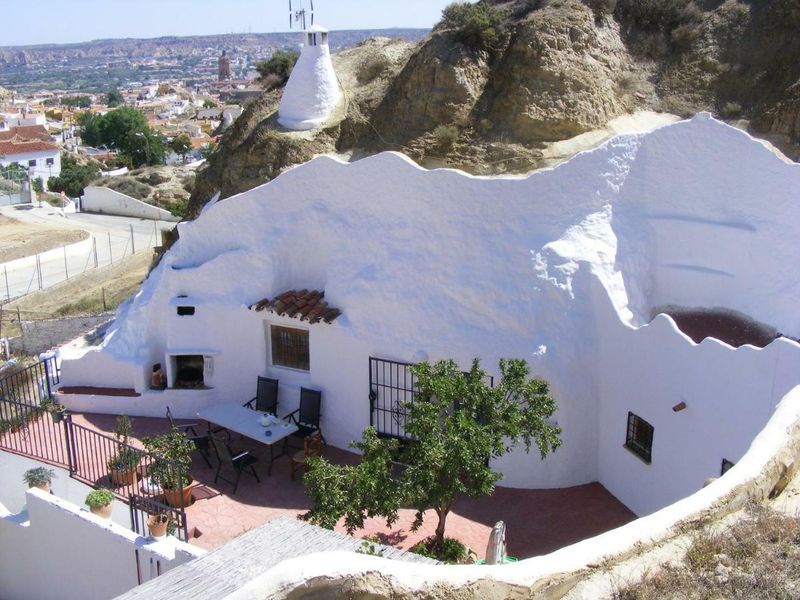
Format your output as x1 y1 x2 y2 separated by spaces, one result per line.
130 224 136 255
36 255 43 289
63 245 69 279
92 236 98 268
102 287 107 311
108 232 113 264
3 265 9 301
16 306 25 355
64 413 76 476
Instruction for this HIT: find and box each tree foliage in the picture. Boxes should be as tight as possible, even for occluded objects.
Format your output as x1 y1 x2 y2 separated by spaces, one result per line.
170 134 192 159
303 358 562 552
105 87 124 107
437 1 507 52
77 107 165 167
256 50 299 87
47 153 100 197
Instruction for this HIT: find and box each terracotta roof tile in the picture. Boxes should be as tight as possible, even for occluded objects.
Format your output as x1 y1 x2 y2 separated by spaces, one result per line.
249 289 341 324
0 125 50 142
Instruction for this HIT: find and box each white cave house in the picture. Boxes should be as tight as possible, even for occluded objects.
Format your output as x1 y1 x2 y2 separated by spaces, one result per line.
59 114 800 518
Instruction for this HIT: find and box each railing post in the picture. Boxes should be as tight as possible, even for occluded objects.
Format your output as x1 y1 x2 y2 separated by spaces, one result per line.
64 413 76 476
43 358 52 398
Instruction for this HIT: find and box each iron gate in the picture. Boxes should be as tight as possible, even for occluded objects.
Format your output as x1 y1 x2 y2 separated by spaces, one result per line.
368 357 494 440
369 357 418 440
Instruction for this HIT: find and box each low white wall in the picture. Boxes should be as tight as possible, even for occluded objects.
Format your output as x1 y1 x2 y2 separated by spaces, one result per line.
0 489 202 600
83 186 179 222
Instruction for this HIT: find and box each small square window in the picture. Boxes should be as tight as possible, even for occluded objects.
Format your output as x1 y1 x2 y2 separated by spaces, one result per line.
270 325 309 371
28 159 37 167
625 412 654 464
176 306 195 316
46 157 54 166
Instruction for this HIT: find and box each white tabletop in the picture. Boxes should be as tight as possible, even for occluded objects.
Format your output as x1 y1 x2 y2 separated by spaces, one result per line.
198 403 298 446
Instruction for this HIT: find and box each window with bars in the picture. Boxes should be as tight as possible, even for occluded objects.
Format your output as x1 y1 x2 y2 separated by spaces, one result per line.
270 325 310 371
625 412 654 464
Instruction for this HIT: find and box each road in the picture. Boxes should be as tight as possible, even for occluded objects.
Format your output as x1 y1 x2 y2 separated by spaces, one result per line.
0 205 176 301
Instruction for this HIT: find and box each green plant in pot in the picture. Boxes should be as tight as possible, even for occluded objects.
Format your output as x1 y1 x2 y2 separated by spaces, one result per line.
142 427 194 508
147 513 170 538
24 466 55 492
40 396 66 422
86 488 115 519
107 416 140 486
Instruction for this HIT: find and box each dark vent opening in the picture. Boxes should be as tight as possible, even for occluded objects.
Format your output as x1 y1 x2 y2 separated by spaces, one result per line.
177 306 196 316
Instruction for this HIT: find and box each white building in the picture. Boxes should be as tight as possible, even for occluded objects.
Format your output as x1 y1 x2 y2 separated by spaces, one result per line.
0 127 61 189
278 25 342 131
59 115 800 518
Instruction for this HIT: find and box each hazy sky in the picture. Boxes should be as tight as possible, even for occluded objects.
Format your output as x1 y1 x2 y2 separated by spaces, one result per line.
3 0 465 47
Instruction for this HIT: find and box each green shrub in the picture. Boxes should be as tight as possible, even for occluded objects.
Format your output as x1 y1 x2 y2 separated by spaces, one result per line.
142 428 194 491
410 536 468 564
437 1 507 52
433 125 460 152
256 50 299 85
85 488 115 508
357 55 391 84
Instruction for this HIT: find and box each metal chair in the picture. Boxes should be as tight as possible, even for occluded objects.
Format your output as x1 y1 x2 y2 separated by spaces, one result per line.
166 405 212 468
243 376 279 415
208 433 260 493
285 387 325 447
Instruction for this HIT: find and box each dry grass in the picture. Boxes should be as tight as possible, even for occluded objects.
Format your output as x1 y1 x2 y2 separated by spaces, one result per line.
0 215 89 263
614 505 800 599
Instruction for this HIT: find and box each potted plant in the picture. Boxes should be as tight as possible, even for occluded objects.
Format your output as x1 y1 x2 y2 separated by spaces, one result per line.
85 489 115 519
40 396 66 423
107 416 140 486
147 514 169 538
143 427 195 508
23 466 55 492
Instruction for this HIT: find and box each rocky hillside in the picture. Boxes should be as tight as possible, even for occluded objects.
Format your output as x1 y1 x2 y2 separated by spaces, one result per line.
190 0 800 217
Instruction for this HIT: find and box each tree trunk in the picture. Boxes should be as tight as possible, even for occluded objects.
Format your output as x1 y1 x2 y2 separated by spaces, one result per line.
435 508 449 548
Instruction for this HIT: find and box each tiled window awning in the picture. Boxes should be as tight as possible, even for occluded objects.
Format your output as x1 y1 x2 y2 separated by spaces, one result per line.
250 290 341 324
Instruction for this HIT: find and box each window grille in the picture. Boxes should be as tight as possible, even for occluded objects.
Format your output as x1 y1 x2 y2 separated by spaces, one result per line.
625 411 654 463
271 325 310 371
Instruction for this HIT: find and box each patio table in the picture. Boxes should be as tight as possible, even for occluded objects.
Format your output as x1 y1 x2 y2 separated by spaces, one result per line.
197 402 298 476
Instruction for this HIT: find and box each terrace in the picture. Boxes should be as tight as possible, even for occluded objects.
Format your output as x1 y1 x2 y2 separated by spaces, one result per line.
0 357 634 560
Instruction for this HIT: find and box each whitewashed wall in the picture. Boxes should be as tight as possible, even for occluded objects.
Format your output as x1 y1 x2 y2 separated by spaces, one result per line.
83 186 179 221
0 489 202 600
60 115 800 514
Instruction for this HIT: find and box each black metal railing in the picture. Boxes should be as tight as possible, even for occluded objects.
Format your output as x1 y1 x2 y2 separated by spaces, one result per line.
0 356 60 406
0 398 69 466
130 493 189 542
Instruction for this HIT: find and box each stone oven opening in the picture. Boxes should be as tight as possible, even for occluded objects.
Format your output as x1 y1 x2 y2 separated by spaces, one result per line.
173 355 205 389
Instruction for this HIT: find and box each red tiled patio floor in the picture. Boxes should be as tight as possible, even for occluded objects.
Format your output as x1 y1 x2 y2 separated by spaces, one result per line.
66 412 635 559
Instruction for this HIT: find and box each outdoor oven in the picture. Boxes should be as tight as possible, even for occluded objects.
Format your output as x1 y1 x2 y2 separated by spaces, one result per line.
168 354 208 389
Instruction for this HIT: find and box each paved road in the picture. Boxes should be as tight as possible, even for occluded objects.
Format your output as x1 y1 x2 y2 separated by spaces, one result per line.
1 205 176 301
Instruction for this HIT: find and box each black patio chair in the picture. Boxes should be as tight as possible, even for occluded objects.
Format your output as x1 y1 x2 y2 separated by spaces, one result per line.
243 376 279 415
285 387 325 448
166 405 212 468
209 432 260 493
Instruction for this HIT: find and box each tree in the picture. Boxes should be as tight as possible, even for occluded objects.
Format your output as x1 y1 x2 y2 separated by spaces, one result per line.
105 87 124 107
32 177 43 193
256 50 299 87
170 134 192 161
77 112 102 147
124 127 166 168
157 83 175 96
97 107 148 151
304 358 562 554
47 153 101 197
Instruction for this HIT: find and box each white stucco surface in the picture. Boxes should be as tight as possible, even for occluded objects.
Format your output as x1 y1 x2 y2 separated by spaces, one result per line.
0 488 202 600
277 29 342 131
83 186 179 221
61 114 800 517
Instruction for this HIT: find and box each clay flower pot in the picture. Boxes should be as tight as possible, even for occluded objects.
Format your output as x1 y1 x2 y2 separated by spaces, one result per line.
147 514 169 538
162 476 193 508
34 482 51 493
90 503 114 519
110 467 137 486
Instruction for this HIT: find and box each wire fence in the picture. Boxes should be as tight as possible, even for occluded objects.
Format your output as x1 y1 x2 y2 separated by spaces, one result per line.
1 222 164 303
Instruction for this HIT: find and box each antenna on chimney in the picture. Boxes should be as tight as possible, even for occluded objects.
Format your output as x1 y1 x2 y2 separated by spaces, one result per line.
289 0 314 30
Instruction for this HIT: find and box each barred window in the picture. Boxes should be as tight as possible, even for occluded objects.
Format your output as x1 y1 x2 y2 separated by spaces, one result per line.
625 412 654 464
270 325 309 371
